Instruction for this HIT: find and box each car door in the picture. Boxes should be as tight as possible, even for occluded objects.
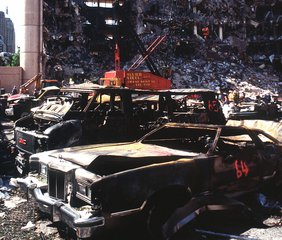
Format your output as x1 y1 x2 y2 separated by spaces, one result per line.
252 131 281 181
211 127 262 194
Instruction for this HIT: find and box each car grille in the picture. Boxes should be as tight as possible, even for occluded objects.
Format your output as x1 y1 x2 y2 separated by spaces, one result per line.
48 170 66 200
15 130 36 154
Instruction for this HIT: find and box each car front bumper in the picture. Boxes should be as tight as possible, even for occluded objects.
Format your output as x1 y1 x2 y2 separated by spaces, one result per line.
17 178 105 239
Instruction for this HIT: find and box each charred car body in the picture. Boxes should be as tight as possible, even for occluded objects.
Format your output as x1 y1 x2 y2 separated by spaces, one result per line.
14 84 225 174
18 123 282 239
4 86 60 120
226 100 281 121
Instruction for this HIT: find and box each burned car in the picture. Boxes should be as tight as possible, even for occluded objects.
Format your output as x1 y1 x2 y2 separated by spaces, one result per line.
227 100 280 121
14 84 154 174
4 86 60 120
14 84 225 174
18 123 282 239
134 88 226 125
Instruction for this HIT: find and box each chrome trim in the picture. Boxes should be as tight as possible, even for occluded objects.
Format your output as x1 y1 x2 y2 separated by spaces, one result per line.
17 179 105 239
110 207 143 217
110 201 146 217
262 171 277 180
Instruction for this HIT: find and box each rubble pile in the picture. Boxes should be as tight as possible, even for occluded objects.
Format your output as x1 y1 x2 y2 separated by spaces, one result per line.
130 0 281 97
164 42 280 96
42 0 281 97
43 0 114 82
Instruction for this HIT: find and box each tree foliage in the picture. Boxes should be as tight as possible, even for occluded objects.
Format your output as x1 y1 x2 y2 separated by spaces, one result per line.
10 47 20 66
0 47 20 66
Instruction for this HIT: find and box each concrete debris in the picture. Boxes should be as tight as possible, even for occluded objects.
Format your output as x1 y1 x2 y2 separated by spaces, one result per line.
4 196 27 209
243 227 282 240
21 221 36 231
43 0 114 82
0 176 17 201
35 221 60 237
42 0 281 100
0 176 28 211
263 217 282 227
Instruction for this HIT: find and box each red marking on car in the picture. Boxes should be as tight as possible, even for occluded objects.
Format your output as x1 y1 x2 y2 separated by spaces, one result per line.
18 138 27 145
208 100 219 112
234 160 249 179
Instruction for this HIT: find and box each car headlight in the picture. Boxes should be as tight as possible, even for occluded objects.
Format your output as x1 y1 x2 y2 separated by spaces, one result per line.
78 184 86 195
78 184 91 199
40 163 47 176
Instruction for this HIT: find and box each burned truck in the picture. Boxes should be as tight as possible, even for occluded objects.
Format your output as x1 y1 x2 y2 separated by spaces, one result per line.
18 123 282 239
14 84 225 174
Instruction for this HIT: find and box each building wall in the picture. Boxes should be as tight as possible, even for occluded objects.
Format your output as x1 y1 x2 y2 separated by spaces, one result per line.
0 34 6 52
0 12 5 40
0 66 22 93
5 18 15 53
0 11 15 53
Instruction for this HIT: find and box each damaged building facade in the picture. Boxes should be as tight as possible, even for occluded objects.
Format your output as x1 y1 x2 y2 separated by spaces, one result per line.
40 0 281 96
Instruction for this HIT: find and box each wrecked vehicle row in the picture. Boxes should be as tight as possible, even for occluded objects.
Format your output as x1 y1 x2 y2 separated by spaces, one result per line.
18 122 282 239
14 83 226 174
226 100 281 122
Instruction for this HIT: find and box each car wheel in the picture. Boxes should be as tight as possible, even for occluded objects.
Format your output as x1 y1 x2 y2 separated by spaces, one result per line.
146 193 190 240
147 201 171 239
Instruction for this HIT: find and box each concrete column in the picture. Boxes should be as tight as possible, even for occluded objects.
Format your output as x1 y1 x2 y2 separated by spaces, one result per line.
19 0 42 84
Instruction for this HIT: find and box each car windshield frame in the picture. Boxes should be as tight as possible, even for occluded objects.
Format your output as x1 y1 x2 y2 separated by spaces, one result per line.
140 124 219 154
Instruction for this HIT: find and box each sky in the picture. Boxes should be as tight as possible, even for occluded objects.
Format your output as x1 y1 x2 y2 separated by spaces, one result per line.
0 0 21 48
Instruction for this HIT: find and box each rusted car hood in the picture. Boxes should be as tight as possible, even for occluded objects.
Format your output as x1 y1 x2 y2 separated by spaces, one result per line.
46 142 199 168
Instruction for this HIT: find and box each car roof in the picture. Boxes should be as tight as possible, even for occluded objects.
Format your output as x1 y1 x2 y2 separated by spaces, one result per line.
41 86 60 91
60 83 160 94
138 122 267 144
162 122 230 129
61 83 217 95
157 122 267 136
163 88 217 94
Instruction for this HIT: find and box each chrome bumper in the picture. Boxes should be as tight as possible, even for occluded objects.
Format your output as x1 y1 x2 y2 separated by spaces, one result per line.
17 178 105 239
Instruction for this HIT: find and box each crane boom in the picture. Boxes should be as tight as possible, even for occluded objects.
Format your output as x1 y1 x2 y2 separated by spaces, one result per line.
20 73 42 94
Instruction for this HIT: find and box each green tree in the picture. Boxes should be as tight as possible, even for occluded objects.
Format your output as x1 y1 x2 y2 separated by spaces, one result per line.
10 47 20 66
